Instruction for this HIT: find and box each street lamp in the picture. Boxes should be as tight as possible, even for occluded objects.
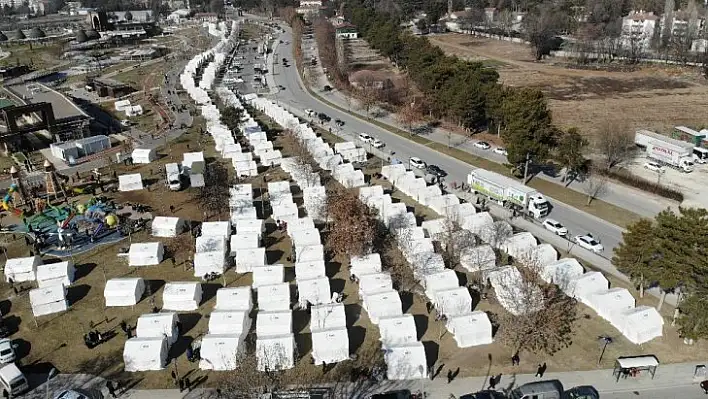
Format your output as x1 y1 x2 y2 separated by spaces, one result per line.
597 335 613 366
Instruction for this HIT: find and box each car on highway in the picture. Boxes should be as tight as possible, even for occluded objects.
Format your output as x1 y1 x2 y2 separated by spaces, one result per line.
0 339 16 364
643 161 665 173
574 233 604 253
542 219 568 236
474 141 491 150
409 156 427 169
371 138 385 148
317 113 331 122
494 147 508 156
335 119 345 126
358 133 373 143
426 164 447 177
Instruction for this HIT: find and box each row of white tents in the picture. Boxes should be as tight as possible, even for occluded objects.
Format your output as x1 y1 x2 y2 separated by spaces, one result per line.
195 221 231 278
5 256 74 317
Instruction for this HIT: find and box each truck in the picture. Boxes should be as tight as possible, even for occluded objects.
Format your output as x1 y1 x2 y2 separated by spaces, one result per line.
467 168 550 219
165 163 182 191
635 130 694 172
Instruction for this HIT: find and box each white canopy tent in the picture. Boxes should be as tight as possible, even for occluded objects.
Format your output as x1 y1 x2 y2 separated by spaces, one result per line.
363 290 403 324
128 243 164 266
252 264 285 289
215 287 252 311
502 232 537 260
487 266 543 316
432 287 472 317
36 261 75 288
294 244 324 263
162 282 202 311
131 148 157 164
209 310 251 335
358 273 393 296
136 312 179 345
118 173 144 191
296 277 331 307
256 310 292 336
565 272 609 305
199 334 244 371
183 151 205 174
459 245 496 273
235 219 265 236
256 334 295 371
104 278 145 307
542 258 584 291
257 283 291 311
350 253 382 278
290 229 322 248
235 248 266 273
312 328 350 365
588 288 636 326
196 236 227 254
422 270 458 293
29 285 68 317
619 306 664 344
479 221 513 248
4 255 42 282
194 252 227 277
446 311 493 348
461 212 494 236
521 243 558 268
310 303 346 331
384 343 428 380
151 217 185 237
295 260 326 281
201 221 231 239
378 314 418 348
124 337 168 371
230 207 258 223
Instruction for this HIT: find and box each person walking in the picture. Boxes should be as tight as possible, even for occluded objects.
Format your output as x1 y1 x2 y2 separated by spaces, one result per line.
184 377 191 392
178 377 185 392
106 380 117 398
536 362 547 378
511 352 520 366
489 375 497 390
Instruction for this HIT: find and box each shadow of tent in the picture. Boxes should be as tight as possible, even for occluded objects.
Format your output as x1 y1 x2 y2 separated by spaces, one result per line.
329 278 346 295
201 283 221 304
0 299 11 315
73 262 97 281
413 314 429 340
266 249 284 264
67 284 91 305
348 325 366 354
292 308 310 334
178 312 202 335
325 261 341 278
141 279 166 299
168 335 193 361
283 265 296 283
400 291 414 313
344 303 362 326
422 340 439 368
295 332 312 360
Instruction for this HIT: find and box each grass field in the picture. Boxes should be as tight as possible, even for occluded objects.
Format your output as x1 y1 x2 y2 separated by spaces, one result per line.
1 43 65 70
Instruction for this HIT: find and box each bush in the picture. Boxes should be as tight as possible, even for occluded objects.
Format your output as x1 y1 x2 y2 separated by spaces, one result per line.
598 168 684 202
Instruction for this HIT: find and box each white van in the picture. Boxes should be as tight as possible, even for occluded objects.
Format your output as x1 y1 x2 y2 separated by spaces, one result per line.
0 363 28 396
165 163 182 191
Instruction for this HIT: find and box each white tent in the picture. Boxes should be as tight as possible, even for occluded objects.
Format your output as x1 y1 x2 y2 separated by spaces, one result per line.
479 221 513 248
363 290 403 324
378 314 418 348
201 221 231 239
162 282 202 311
151 217 185 237
209 310 251 335
235 247 266 273
104 278 145 307
215 287 252 311
195 235 227 255
256 310 292 336
619 306 664 344
487 266 543 316
446 311 493 348
384 343 428 380
294 244 324 263
131 148 157 164
461 212 494 236
295 260 326 281
231 207 258 223
118 173 144 191
285 217 315 235
29 285 68 317
124 337 168 372
194 252 227 277
256 334 295 371
257 283 291 311
381 164 406 181
310 303 346 331
358 273 393 296
199 334 244 370
253 264 285 289
128 243 164 266
502 232 537 260
136 312 179 345
422 270 458 293
296 277 331 307
235 219 265 239
350 253 382 278
542 258 584 291
312 328 350 364
521 243 558 267
290 229 322 248
183 151 205 174
4 255 41 282
459 245 496 273
36 261 75 288
588 288 635 326
432 287 472 317
565 272 609 305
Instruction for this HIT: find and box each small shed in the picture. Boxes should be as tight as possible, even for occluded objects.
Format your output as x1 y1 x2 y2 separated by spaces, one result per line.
162 282 202 311
257 283 291 311
446 311 493 348
104 277 145 307
128 243 164 266
29 285 68 317
131 148 157 164
36 261 75 288
199 334 244 371
4 255 42 282
118 173 144 192
151 217 185 238
215 286 252 311
136 312 179 345
123 337 168 372
378 314 418 348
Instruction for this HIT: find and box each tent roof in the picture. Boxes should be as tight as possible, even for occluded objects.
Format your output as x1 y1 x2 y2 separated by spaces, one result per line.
433 287 472 317
423 270 458 292
105 277 143 295
163 282 200 299
196 236 227 253
201 221 231 238
358 273 393 296
209 310 250 335
29 285 66 305
253 264 285 286
378 314 418 347
350 253 382 277
215 287 252 310
257 283 291 311
295 260 326 281
152 216 181 229
36 261 72 280
256 310 292 336
384 342 427 380
129 242 163 254
310 303 346 331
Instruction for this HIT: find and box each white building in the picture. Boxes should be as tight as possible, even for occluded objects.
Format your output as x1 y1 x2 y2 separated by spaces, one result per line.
621 10 659 49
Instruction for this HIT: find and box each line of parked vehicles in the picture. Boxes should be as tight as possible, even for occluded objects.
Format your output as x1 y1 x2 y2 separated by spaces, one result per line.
370 379 598 399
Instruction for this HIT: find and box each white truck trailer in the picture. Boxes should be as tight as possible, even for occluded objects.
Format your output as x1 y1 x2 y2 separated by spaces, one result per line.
467 168 550 219
165 163 182 191
635 130 694 172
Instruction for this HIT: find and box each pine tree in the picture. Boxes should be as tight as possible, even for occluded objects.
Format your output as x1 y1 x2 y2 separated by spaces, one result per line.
612 218 657 298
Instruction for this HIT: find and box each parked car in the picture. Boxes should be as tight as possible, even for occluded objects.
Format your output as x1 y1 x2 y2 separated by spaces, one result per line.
426 164 447 177
461 390 507 399
542 219 568 236
574 234 604 253
317 113 331 122
562 386 599 399
334 119 345 126
0 340 16 364
474 141 491 150
409 156 427 169
371 138 385 148
282 57 287 63
54 390 89 399
323 85 333 92
494 147 508 156
358 133 373 143
643 161 665 173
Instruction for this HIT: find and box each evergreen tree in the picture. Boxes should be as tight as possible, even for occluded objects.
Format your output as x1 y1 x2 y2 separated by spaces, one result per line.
612 218 658 298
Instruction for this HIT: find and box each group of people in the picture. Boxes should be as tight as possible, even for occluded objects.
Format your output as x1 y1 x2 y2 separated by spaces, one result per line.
83 329 105 349
275 219 288 232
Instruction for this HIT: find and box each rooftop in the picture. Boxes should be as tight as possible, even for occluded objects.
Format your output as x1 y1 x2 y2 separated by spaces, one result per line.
7 83 89 120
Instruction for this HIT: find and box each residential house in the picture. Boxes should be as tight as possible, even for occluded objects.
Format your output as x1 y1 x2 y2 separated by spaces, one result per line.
335 23 358 39
484 7 498 24
194 12 218 22
621 10 659 49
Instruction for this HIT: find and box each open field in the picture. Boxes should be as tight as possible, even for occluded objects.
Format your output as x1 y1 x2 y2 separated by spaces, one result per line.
428 34 708 136
0 43 66 70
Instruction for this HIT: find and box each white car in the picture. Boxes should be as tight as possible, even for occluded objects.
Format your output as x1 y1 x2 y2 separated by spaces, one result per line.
0 339 17 364
643 161 665 173
409 157 427 169
494 147 508 156
358 133 373 143
371 138 385 148
574 234 604 253
474 141 491 150
542 219 568 236
120 119 131 127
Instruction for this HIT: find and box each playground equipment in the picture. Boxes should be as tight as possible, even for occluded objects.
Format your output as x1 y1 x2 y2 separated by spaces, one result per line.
2 184 23 216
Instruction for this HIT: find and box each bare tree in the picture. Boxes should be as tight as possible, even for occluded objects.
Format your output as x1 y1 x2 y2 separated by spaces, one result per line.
625 30 646 63
480 220 513 255
582 172 609 205
356 74 380 118
396 101 421 135
436 216 477 269
498 9 514 38
523 5 567 60
325 187 379 258
195 161 231 220
594 120 635 170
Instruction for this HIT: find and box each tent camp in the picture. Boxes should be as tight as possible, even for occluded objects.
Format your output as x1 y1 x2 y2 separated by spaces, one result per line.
588 288 635 326
136 312 179 345
378 314 418 348
201 221 231 239
312 328 350 365
131 148 156 164
104 278 146 307
36 261 75 288
256 334 295 371
542 258 584 291
256 310 292 336
162 282 202 311
310 303 346 331
363 290 403 324
199 334 244 370
29 285 68 317
446 311 493 348
235 248 266 273
151 217 185 237
252 264 285 289
619 306 664 344
350 253 382 278
358 273 393 296
459 245 496 273
565 272 609 305
194 251 227 277
296 277 331 307
215 286 252 311
432 287 472 317
4 255 42 282
209 310 251 335
128 243 164 266
257 283 291 311
295 260 326 281
123 337 168 371
118 173 144 191
384 343 428 380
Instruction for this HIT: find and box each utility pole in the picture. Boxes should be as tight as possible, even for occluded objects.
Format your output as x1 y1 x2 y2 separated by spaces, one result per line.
522 152 531 184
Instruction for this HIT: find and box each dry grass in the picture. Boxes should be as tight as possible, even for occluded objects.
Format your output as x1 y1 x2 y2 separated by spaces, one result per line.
429 34 708 136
